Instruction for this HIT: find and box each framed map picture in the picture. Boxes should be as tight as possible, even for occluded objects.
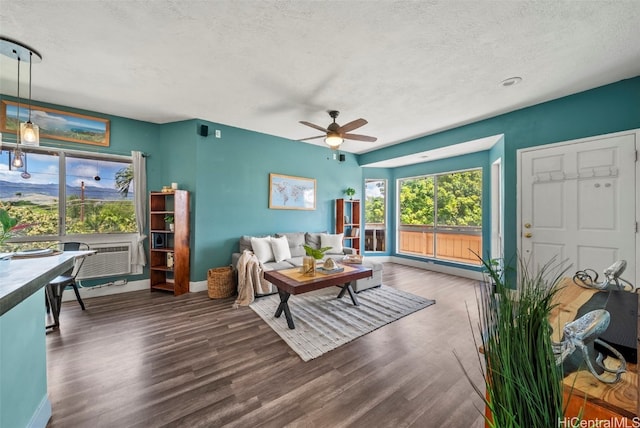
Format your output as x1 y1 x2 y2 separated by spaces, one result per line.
1 100 110 147
269 173 316 210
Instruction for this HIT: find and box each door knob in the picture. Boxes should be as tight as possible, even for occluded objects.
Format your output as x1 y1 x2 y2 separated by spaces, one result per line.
524 232 532 238
524 223 531 228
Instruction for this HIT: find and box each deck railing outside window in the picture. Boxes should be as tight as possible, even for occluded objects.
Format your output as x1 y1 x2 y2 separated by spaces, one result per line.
398 224 481 265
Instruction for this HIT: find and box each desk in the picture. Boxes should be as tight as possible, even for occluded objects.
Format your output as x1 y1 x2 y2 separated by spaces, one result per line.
0 252 79 428
549 278 639 419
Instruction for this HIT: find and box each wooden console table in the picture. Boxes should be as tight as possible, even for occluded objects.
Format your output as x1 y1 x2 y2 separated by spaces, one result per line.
549 278 638 419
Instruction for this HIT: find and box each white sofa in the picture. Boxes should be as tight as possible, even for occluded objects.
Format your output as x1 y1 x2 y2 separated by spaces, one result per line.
231 232 356 271
231 231 383 295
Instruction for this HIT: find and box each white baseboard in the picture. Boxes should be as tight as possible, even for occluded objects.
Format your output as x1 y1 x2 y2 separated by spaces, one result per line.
28 395 51 428
60 256 482 301
190 280 207 293
62 278 209 301
62 278 149 301
390 256 484 281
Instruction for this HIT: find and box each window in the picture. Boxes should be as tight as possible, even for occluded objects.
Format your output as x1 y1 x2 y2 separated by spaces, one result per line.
0 145 136 245
398 169 482 265
364 179 386 252
65 155 135 234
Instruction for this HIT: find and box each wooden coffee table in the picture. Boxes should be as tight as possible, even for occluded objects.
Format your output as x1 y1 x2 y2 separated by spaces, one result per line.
263 264 373 329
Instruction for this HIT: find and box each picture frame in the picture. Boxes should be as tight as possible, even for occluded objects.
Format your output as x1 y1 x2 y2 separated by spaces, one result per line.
269 173 316 210
1 100 110 147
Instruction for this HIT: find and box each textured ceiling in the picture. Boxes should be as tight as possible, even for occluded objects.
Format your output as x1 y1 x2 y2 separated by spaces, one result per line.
1 1 639 155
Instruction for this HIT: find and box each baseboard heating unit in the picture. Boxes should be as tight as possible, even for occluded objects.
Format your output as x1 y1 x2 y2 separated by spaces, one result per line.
77 242 132 279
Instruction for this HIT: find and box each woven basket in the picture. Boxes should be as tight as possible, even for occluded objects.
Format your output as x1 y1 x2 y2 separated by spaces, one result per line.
207 266 236 299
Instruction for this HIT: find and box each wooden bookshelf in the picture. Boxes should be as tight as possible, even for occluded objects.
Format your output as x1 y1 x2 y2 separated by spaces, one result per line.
336 198 360 254
149 190 190 295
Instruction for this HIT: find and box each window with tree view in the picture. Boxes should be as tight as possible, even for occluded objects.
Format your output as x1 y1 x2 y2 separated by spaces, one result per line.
0 146 136 247
364 179 386 252
398 169 482 265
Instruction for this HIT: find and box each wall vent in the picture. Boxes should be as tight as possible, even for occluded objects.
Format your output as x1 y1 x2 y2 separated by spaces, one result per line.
78 242 131 279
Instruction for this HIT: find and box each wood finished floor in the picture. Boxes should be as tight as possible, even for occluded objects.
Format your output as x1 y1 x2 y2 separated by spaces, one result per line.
46 263 485 428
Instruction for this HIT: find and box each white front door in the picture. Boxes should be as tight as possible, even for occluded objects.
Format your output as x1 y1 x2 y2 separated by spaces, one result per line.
519 131 637 283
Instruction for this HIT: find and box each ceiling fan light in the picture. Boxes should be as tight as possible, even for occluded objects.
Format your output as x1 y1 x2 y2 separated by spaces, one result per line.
325 133 343 149
20 121 39 146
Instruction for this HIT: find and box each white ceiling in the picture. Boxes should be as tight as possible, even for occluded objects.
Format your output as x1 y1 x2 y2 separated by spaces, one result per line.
1 1 639 158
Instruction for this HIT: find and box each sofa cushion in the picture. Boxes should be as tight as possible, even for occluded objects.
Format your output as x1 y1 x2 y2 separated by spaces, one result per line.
239 235 254 253
239 234 271 253
262 260 295 271
285 256 305 267
305 232 325 249
271 235 292 262
251 236 274 263
276 232 306 257
321 233 344 254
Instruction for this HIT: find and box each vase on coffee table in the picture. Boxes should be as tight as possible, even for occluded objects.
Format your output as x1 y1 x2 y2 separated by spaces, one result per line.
302 255 316 277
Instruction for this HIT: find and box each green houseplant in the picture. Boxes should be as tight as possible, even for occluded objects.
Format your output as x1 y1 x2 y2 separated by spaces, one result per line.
344 187 356 200
301 244 332 276
0 206 32 250
164 215 174 232
303 244 332 260
457 256 568 428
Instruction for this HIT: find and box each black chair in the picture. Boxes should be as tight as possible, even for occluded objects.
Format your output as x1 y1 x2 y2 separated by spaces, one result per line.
45 242 89 329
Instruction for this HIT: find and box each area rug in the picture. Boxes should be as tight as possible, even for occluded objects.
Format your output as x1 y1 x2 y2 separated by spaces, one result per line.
250 285 435 361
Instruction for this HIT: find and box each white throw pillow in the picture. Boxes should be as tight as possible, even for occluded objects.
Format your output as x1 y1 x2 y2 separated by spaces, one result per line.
270 235 292 262
320 233 344 254
251 236 274 263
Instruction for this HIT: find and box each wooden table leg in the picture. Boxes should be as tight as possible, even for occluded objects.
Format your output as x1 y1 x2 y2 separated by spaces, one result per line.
274 289 295 329
337 282 359 306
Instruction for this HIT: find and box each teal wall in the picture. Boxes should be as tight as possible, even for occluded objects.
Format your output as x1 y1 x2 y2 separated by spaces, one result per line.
0 95 363 282
190 120 361 279
359 76 640 267
3 76 638 282
0 96 159 157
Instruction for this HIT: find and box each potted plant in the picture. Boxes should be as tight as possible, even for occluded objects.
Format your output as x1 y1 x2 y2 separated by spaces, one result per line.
457 256 568 427
164 215 174 232
0 206 33 271
0 206 32 250
344 187 356 200
301 244 332 276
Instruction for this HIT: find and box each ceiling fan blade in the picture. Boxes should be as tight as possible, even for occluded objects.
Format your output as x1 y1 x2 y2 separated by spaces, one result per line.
343 133 377 142
339 118 367 133
299 135 326 141
299 121 328 133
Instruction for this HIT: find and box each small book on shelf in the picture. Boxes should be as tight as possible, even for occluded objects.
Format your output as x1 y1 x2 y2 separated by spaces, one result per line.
350 227 360 237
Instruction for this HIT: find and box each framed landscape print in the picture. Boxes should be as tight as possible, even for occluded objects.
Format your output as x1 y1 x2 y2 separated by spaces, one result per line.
269 173 316 210
1 100 110 147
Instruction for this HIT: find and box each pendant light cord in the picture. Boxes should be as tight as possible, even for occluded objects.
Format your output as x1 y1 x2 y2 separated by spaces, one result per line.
28 51 32 122
16 54 21 144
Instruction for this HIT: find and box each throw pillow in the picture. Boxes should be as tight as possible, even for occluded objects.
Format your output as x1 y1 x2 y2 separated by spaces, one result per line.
271 235 292 262
251 236 274 263
305 232 326 250
276 232 305 257
321 233 344 254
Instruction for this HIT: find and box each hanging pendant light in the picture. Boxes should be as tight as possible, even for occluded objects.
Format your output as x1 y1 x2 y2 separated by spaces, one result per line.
12 56 23 168
0 37 42 163
20 51 39 146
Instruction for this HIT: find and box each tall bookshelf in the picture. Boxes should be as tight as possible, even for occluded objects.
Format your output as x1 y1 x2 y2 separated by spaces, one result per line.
336 198 360 254
149 190 190 295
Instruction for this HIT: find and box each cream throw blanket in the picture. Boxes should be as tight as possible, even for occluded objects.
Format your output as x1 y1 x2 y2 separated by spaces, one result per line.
234 250 272 307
